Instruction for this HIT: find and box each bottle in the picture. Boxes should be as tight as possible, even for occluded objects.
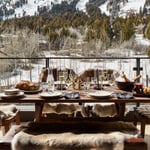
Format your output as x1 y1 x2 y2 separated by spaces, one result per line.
47 68 55 91
77 77 82 90
39 67 48 82
121 72 130 82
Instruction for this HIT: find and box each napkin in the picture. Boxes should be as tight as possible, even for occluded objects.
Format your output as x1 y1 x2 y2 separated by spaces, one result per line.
115 92 134 99
64 92 80 99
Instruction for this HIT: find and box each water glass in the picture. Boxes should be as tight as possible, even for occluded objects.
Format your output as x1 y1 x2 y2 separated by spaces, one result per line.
48 80 55 92
41 82 48 92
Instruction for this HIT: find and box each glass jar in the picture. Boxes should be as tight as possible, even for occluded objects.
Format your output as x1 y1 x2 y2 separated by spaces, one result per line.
133 83 143 94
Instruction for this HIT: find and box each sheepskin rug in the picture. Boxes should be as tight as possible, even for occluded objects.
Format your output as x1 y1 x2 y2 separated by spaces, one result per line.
42 102 117 118
81 103 117 117
42 103 80 116
12 131 137 150
11 122 138 150
0 104 17 125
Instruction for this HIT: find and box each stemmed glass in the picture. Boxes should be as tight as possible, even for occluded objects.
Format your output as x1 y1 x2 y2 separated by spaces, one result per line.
47 67 55 92
99 73 104 90
84 77 90 91
65 69 75 88
58 70 65 91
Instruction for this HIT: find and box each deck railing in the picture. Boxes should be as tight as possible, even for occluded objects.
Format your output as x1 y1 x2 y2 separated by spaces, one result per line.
0 56 150 86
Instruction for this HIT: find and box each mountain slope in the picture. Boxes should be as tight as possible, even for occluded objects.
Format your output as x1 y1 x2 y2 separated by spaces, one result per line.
100 0 146 17
0 0 148 20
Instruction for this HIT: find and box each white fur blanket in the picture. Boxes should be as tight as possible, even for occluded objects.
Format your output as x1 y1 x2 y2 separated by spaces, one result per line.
0 104 17 125
11 130 136 150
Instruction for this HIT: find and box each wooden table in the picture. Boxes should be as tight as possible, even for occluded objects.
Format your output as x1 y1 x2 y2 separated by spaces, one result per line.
1 88 150 123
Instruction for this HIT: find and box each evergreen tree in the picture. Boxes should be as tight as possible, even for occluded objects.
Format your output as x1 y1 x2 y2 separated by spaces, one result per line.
121 17 134 41
145 21 150 40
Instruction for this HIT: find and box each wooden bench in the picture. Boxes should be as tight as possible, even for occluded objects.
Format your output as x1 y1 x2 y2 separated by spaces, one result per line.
0 105 20 135
134 106 150 138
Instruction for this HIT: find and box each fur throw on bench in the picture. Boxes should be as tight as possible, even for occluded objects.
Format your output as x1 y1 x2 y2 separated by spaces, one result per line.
11 122 138 150
42 103 117 118
42 103 80 116
81 103 117 117
0 104 17 125
12 131 136 150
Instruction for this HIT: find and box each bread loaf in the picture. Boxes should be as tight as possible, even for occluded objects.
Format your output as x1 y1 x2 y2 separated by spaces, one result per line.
15 80 39 91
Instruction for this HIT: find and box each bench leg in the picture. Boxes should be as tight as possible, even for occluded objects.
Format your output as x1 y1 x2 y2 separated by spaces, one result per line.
141 119 146 138
133 120 137 127
15 110 20 125
4 124 10 134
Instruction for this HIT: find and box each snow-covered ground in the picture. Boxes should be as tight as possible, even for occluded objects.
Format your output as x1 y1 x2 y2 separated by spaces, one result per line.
119 0 146 17
135 34 150 46
76 0 89 12
99 0 110 16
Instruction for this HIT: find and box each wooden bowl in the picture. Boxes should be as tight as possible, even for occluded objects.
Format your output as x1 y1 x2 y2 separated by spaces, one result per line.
115 81 134 91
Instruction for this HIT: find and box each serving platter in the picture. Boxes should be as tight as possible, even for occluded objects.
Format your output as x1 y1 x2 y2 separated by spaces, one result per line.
22 87 42 94
0 91 24 99
88 90 113 98
39 91 63 98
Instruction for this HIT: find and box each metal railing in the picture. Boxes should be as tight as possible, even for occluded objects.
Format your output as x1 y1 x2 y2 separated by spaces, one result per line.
0 56 149 85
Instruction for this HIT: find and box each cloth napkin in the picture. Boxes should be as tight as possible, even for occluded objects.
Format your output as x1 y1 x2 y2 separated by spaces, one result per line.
115 92 134 99
64 92 80 99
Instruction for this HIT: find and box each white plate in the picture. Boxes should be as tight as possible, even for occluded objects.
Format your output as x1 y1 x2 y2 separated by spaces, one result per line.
88 91 113 98
0 91 24 99
39 91 62 98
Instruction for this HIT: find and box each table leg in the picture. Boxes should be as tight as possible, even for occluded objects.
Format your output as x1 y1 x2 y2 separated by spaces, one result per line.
35 103 43 122
115 102 126 118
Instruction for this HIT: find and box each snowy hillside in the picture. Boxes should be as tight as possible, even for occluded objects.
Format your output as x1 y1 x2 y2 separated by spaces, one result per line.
100 0 146 17
0 0 148 19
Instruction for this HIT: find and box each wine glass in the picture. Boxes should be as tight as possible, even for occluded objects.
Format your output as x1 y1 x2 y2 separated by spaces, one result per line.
84 77 90 90
47 67 55 92
99 74 104 90
58 70 65 90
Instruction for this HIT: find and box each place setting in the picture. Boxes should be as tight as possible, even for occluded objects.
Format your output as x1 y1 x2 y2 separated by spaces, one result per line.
39 91 63 99
38 81 63 99
0 88 24 100
88 90 113 99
